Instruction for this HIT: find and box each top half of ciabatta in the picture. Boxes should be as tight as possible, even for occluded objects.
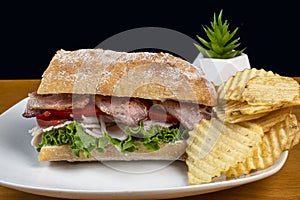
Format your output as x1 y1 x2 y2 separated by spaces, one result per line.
37 49 217 106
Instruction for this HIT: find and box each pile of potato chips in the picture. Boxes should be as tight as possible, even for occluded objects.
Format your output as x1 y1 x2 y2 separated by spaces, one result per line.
186 68 300 185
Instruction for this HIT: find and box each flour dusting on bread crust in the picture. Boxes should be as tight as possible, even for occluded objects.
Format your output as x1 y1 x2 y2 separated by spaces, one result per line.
38 49 216 106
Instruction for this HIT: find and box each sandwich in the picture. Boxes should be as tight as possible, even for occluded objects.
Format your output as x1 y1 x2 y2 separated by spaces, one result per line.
22 49 217 162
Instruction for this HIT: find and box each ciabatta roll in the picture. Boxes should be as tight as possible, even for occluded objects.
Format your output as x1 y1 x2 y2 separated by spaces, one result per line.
23 49 216 162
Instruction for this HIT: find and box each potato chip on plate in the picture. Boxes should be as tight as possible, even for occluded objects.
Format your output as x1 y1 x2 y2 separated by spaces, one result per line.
225 113 299 177
242 76 299 106
218 100 283 117
186 118 263 184
249 107 292 132
215 105 269 123
217 68 278 102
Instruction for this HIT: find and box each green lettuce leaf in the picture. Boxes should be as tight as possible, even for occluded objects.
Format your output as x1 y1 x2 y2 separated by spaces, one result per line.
107 134 138 153
37 121 187 158
124 121 188 151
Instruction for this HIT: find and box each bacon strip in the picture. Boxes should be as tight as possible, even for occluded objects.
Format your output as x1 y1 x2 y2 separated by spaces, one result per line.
95 96 148 126
23 92 90 117
162 100 211 130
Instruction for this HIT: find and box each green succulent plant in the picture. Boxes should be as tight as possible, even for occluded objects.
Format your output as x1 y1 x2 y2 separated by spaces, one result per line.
195 10 246 59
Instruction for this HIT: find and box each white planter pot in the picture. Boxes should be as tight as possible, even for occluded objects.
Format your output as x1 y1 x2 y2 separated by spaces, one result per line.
193 53 251 86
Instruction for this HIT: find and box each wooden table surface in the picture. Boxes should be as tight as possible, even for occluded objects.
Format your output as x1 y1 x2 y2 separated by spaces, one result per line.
1 79 300 200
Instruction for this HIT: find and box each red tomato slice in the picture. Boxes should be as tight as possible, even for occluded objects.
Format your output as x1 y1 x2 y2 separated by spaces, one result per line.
43 110 72 119
36 105 104 128
36 115 68 128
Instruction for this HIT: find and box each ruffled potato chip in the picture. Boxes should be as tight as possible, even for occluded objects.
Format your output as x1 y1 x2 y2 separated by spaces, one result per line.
242 76 299 106
217 68 278 102
215 105 269 123
225 113 299 177
249 107 292 132
218 100 283 117
186 118 263 184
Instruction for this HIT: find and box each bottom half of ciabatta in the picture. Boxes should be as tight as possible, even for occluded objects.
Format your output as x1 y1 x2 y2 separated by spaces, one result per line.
38 141 187 162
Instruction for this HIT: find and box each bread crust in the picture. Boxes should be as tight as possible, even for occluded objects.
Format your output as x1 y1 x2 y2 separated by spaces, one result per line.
38 141 187 162
37 49 216 106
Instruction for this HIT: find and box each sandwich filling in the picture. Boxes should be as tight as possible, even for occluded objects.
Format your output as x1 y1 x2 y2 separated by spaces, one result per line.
23 92 212 158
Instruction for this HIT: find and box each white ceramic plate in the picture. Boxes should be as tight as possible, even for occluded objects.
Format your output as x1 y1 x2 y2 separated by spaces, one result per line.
0 98 288 199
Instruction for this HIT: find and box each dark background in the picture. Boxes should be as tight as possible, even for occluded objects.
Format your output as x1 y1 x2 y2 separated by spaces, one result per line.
1 1 299 79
